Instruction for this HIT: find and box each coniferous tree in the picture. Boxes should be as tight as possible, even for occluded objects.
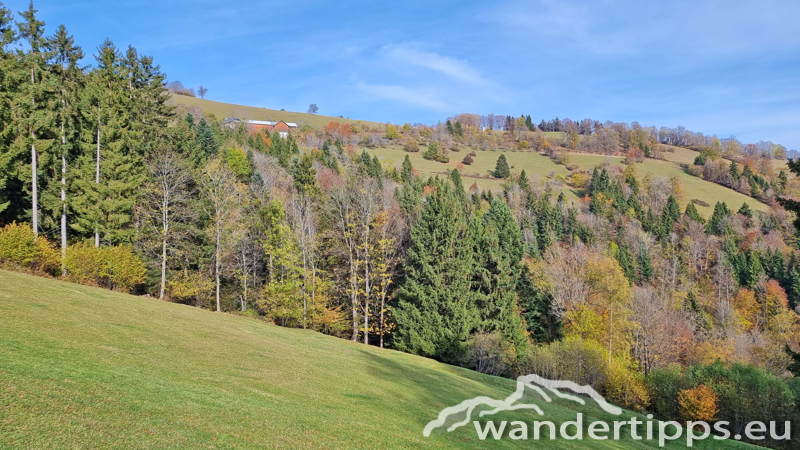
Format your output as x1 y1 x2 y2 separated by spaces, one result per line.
15 2 53 236
492 154 510 179
706 201 730 236
394 181 478 363
194 117 217 165
400 154 413 184
638 245 654 282
729 160 740 181
473 197 527 356
0 5 20 218
684 202 705 224
737 202 753 219
49 24 84 273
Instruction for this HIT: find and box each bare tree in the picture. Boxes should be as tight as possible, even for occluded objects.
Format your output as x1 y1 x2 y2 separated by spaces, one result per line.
199 158 245 312
307 103 318 114
141 149 195 300
288 192 318 328
198 85 208 99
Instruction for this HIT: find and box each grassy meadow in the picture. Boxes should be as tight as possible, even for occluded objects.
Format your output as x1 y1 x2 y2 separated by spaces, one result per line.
369 145 768 217
0 270 757 449
169 95 384 130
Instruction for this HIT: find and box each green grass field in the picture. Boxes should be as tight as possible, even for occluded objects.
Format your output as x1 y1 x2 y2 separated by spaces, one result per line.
369 146 767 217
0 270 756 449
169 95 384 130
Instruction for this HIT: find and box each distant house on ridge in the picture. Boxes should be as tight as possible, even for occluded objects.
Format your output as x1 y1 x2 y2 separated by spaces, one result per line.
223 118 297 138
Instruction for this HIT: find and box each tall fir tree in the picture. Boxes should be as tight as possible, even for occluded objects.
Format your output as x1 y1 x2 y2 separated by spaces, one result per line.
49 24 84 271
492 154 510 179
473 197 527 356
14 2 54 236
393 180 478 363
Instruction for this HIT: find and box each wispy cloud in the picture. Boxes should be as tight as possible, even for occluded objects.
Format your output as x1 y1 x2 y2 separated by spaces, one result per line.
355 81 451 111
381 45 492 87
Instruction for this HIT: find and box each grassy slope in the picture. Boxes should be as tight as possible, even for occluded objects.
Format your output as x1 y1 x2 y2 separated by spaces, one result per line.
177 97 770 218
370 146 767 217
0 271 755 449
169 95 384 130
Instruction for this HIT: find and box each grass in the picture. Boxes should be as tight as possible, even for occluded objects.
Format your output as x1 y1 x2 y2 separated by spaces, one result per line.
0 270 759 449
368 145 768 218
169 95 384 130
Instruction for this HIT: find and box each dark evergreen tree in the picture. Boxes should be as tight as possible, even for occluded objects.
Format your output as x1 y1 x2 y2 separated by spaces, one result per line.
684 202 705 224
492 154 510 179
729 160 740 181
638 245 654 282
737 202 753 219
401 154 413 184
393 181 478 363
706 201 730 235
473 198 527 356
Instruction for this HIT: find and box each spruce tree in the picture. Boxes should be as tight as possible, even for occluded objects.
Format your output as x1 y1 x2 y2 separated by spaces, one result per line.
394 181 478 363
0 5 20 218
15 2 54 236
729 160 740 181
638 245 654 282
706 201 730 235
401 154 413 184
492 154 510 179
737 202 753 218
473 198 527 356
684 202 705 224
49 24 84 271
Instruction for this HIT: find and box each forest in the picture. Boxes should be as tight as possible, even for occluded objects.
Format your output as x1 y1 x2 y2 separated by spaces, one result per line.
1 3 799 448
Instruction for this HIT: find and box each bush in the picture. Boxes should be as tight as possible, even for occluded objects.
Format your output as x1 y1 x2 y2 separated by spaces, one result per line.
518 140 529 150
403 140 420 153
65 242 146 293
462 154 474 165
0 222 60 275
105 245 147 292
468 332 513 376
0 222 38 267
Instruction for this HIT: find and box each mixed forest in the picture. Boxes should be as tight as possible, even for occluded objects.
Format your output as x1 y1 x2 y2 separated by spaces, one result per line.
2 3 800 448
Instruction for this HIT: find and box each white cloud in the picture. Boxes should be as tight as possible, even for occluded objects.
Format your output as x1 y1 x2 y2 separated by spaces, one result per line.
355 81 452 111
381 45 491 87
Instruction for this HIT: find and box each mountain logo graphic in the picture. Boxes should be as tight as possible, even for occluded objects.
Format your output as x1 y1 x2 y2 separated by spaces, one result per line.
423 374 622 437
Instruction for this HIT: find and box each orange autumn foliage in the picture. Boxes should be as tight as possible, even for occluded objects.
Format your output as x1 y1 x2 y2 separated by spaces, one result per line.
679 384 718 422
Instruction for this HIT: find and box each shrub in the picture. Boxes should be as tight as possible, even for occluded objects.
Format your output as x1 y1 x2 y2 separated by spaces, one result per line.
678 384 718 422
65 241 108 287
0 222 38 267
386 124 398 140
403 140 419 153
468 150 477 157
34 237 61 276
468 332 513 376
462 154 474 165
105 245 147 292
518 140 529 150
65 242 146 293
0 222 60 275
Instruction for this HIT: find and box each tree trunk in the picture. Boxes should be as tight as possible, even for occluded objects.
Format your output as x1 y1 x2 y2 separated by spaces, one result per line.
31 140 37 237
159 237 167 300
215 224 221 312
61 127 67 276
30 66 37 237
95 109 100 247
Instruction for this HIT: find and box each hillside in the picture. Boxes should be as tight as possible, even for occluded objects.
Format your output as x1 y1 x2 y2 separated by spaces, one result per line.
169 94 385 130
369 146 768 217
176 97 770 218
0 270 756 449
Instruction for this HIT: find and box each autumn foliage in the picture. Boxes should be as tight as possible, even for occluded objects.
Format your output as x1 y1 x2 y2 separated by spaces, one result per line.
678 384 718 422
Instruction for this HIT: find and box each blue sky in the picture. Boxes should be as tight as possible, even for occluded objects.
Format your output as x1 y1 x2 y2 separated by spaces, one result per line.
8 0 800 149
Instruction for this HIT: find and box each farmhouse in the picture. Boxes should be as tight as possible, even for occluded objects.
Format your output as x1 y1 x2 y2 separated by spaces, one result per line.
223 118 297 138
